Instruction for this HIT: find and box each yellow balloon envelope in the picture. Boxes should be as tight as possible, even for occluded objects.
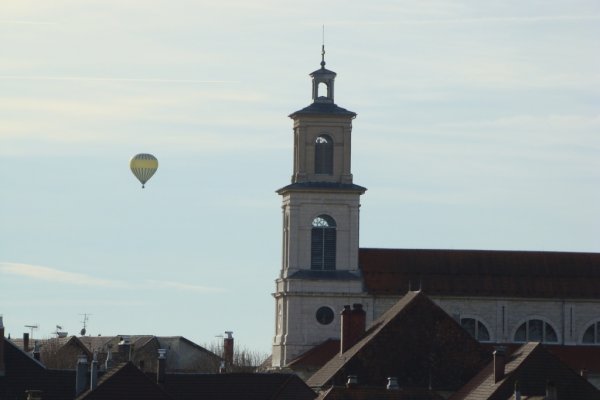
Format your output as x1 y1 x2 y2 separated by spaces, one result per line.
130 153 158 188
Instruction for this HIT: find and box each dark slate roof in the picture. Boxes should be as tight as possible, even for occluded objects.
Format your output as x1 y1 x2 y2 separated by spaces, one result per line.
288 339 341 369
307 292 489 391
288 270 362 281
157 372 316 400
0 339 76 400
449 343 600 400
359 248 600 298
277 182 367 194
289 102 356 118
316 386 445 400
76 362 172 400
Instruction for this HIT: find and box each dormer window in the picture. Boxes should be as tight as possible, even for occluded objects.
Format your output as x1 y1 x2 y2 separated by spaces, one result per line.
315 135 333 175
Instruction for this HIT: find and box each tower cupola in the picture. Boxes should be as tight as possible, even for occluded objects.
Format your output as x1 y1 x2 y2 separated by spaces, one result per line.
311 45 336 104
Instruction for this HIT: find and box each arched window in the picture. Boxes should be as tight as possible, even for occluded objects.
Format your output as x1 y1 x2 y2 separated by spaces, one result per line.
311 215 336 270
582 321 600 344
461 318 491 342
514 319 558 343
315 135 333 175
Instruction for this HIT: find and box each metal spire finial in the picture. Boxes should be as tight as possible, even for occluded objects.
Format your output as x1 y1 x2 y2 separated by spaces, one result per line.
320 25 326 68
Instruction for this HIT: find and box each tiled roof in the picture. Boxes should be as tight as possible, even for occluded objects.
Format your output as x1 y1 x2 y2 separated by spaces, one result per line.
307 292 488 391
316 386 445 400
289 102 356 118
0 339 76 400
157 372 317 400
277 182 367 194
360 248 600 298
76 362 172 400
449 342 600 400
288 339 341 368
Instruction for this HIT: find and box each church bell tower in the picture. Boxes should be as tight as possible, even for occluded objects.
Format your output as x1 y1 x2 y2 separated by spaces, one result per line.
272 48 366 368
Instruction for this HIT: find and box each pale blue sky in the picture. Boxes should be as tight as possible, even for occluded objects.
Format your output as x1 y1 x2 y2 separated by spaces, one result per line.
1 1 599 354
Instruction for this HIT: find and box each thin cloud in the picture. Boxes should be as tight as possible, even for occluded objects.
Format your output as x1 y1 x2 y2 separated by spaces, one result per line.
0 76 237 84
0 262 126 288
0 20 58 25
0 262 224 293
145 280 225 293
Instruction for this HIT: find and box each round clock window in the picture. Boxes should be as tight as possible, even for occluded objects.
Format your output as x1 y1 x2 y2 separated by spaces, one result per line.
316 306 334 325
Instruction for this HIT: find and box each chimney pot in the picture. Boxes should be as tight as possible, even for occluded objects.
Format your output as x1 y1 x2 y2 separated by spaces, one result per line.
90 352 98 390
0 316 5 376
26 390 43 400
546 381 557 400
75 354 88 396
118 336 132 361
386 377 399 390
346 375 358 389
493 347 506 383
157 349 166 384
23 332 30 353
33 341 41 361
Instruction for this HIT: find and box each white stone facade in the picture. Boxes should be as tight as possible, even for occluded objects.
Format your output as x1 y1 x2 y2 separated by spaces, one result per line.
271 60 600 368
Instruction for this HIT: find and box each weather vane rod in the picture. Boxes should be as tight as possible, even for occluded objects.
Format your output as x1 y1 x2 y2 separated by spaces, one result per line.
321 24 326 68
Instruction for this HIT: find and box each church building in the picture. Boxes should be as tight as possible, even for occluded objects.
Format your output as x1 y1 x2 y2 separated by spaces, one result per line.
271 50 600 369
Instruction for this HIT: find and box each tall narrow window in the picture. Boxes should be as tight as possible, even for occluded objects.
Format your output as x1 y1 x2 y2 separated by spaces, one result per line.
315 135 333 175
311 215 336 270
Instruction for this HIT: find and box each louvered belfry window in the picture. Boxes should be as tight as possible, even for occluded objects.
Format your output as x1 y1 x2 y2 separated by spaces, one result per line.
311 215 336 270
315 135 333 175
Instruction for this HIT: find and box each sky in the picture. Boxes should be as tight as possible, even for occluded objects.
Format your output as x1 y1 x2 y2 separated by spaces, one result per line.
1 1 599 355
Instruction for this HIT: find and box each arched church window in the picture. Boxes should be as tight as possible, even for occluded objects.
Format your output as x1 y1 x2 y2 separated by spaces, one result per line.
514 319 558 343
460 318 491 342
582 321 600 344
311 215 336 270
315 135 333 175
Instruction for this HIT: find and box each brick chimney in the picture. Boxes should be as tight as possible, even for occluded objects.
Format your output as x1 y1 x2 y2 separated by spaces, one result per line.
341 304 366 353
0 316 5 376
493 347 506 383
223 331 234 367
157 349 167 384
75 354 88 396
23 332 30 353
118 336 131 361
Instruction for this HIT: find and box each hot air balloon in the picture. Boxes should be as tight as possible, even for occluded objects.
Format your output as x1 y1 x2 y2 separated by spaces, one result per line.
130 153 158 188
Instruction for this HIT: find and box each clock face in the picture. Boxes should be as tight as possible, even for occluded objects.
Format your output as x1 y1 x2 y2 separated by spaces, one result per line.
316 306 334 325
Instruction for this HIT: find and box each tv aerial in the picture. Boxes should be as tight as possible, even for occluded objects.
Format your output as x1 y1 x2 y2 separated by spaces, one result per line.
24 324 39 339
79 314 91 336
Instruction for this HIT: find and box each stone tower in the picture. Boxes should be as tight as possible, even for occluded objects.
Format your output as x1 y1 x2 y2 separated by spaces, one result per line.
272 49 366 367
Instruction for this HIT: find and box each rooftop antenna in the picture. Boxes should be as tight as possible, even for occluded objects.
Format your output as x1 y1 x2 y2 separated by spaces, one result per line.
321 24 326 68
79 313 91 336
53 324 68 338
24 324 39 339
